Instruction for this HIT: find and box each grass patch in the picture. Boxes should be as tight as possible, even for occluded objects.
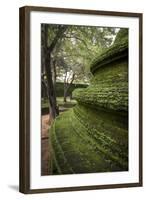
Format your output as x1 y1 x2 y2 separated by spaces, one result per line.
41 97 77 110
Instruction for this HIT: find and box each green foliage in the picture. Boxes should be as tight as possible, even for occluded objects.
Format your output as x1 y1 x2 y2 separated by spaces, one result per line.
41 97 77 110
56 97 77 109
55 82 88 97
46 25 118 82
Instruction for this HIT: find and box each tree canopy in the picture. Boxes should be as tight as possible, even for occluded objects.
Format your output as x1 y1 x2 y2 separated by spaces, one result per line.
41 24 120 118
45 25 118 83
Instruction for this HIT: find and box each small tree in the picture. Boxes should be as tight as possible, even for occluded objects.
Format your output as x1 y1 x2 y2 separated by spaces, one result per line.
41 24 67 119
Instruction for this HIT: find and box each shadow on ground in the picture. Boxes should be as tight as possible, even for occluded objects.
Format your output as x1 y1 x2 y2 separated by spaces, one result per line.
8 185 19 192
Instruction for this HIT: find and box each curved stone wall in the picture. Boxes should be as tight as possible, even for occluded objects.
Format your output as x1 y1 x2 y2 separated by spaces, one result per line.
50 29 128 174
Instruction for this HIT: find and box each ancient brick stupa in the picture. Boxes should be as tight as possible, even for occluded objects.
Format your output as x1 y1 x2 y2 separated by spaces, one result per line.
50 29 128 174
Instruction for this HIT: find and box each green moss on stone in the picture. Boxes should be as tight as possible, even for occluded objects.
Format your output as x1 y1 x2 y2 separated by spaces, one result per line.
50 29 128 175
50 108 128 174
114 29 128 45
73 59 128 112
90 29 128 74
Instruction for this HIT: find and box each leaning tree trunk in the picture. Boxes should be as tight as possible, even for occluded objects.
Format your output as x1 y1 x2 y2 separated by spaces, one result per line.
43 25 59 119
52 60 57 94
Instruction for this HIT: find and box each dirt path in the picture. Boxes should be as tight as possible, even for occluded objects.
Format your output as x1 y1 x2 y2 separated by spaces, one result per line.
41 114 52 176
41 108 72 175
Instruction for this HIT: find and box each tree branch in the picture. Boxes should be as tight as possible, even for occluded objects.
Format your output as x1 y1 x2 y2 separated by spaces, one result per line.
65 35 91 52
49 26 67 52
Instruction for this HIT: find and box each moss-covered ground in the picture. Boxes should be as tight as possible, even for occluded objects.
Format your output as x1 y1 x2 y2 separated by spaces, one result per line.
51 104 128 174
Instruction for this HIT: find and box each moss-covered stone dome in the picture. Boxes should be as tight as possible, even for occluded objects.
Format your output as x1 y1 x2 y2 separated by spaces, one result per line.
50 29 128 174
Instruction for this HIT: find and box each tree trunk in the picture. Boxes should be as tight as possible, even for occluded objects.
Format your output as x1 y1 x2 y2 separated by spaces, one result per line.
63 74 75 103
63 71 68 103
44 25 59 119
42 24 68 118
63 88 67 102
52 60 57 87
45 53 59 118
